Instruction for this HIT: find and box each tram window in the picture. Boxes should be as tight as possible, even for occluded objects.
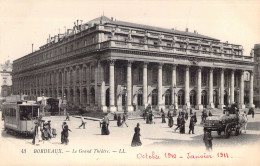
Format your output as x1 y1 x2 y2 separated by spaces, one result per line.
20 106 39 120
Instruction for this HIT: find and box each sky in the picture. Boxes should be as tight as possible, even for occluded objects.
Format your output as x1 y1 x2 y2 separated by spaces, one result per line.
0 0 259 64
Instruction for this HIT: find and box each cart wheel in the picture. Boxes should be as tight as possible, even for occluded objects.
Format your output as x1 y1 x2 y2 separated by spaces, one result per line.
217 130 221 136
225 124 232 139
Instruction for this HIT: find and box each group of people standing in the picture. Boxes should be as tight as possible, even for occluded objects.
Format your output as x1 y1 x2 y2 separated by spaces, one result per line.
159 108 198 135
143 105 154 124
115 113 128 127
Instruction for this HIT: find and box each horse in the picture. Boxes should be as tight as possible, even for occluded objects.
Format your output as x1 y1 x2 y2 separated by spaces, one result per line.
238 113 248 133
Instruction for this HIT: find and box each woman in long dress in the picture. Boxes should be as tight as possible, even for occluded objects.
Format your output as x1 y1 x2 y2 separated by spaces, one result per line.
101 116 110 135
131 123 142 147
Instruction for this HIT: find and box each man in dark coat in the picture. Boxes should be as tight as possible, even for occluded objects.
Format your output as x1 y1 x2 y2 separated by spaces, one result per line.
117 114 122 127
188 116 195 134
174 115 181 132
180 116 185 134
185 111 189 121
161 110 166 123
32 122 39 145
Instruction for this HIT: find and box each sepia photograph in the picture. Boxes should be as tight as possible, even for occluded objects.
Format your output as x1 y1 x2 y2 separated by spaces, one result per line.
0 0 260 165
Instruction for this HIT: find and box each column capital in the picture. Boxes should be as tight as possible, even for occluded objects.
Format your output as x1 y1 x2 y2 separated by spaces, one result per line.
185 65 190 71
143 62 149 67
197 66 203 71
127 60 133 66
158 63 164 69
108 59 116 65
171 64 177 70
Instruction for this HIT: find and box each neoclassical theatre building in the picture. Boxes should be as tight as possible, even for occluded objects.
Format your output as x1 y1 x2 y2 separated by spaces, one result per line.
12 16 255 112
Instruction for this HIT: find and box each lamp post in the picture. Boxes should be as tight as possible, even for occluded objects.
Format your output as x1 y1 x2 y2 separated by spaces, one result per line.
124 86 127 112
173 84 177 110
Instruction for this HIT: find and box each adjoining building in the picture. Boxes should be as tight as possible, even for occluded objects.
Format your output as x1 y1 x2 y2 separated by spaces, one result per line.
253 44 260 107
12 16 255 112
0 60 13 98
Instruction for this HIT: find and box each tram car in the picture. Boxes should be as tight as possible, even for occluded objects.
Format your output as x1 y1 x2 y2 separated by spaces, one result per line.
2 95 40 136
203 105 247 138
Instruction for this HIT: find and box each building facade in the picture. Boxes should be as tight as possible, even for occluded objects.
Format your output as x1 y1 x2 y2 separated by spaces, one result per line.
253 44 260 107
0 60 13 97
12 16 255 112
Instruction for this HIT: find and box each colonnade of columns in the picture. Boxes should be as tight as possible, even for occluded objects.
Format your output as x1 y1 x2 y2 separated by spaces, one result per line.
13 60 255 111
107 60 254 112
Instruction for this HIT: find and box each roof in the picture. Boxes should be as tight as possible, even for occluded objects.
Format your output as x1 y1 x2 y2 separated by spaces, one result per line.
86 16 111 25
106 19 219 41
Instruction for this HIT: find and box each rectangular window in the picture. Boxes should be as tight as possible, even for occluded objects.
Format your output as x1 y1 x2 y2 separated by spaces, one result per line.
84 40 87 47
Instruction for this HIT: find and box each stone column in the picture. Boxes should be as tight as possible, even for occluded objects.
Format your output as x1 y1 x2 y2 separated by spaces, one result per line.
218 68 225 109
56 70 59 98
249 71 255 108
127 61 134 112
143 62 148 108
171 65 178 109
109 60 117 112
196 67 203 110
62 69 65 99
239 70 245 109
207 68 214 108
157 63 164 111
79 65 83 105
230 69 235 105
184 66 190 109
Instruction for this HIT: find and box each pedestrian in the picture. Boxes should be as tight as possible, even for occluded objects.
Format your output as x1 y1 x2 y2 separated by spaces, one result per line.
146 111 149 124
250 107 255 118
174 115 181 132
185 111 189 121
208 110 212 116
143 109 147 121
46 120 52 139
201 109 208 124
122 113 128 127
173 109 177 117
180 116 185 134
65 112 70 121
168 115 173 128
203 129 213 151
148 110 153 124
131 123 142 147
114 113 118 120
161 108 166 123
194 112 197 123
190 108 193 115
79 116 86 129
101 114 110 135
62 122 71 145
117 114 122 127
188 116 195 134
32 121 39 145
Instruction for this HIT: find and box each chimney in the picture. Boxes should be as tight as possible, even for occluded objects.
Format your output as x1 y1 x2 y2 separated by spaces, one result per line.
186 28 189 32
194 30 197 34
32 44 34 53
111 17 113 21
77 20 79 27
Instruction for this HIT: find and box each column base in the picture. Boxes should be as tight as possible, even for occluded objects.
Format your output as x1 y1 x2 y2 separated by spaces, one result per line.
218 104 225 109
109 106 117 112
100 106 108 113
248 103 255 108
143 103 149 109
207 103 215 109
127 105 134 112
195 104 204 110
156 105 165 111
183 103 190 110
239 104 246 109
170 104 178 110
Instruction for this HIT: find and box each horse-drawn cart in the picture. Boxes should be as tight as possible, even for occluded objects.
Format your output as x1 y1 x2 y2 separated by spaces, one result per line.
204 113 247 139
